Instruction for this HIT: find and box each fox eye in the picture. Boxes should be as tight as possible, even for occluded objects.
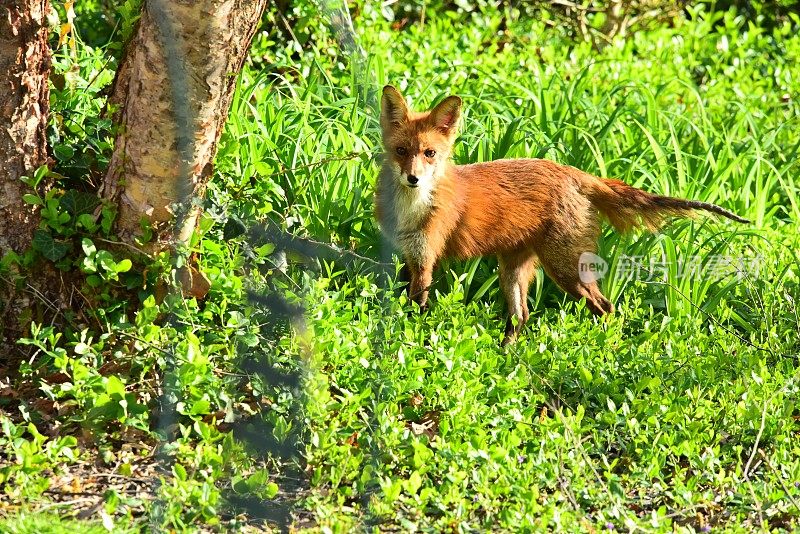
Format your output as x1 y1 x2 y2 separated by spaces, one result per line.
424 149 436 158
395 147 408 156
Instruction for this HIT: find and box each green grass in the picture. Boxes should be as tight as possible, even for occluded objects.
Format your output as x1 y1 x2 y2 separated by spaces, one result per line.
0 511 128 534
3 2 800 532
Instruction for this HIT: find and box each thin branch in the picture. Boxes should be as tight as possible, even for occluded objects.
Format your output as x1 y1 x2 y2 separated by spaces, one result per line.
262 151 366 180
746 481 764 527
95 237 149 256
743 398 768 479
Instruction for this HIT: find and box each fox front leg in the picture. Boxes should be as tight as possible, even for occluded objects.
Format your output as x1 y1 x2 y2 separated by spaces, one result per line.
406 261 433 311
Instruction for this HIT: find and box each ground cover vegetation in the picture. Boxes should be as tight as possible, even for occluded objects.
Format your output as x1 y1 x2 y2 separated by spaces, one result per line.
1 0 799 531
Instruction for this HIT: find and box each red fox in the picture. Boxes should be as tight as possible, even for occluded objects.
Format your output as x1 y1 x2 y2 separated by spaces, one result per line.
374 85 749 344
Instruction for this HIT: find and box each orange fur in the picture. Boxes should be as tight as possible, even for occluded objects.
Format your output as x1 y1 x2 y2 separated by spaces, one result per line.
374 86 749 344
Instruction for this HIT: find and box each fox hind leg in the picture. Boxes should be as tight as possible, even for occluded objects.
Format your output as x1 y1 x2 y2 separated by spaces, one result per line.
573 278 614 316
538 248 614 316
535 207 614 316
498 251 539 345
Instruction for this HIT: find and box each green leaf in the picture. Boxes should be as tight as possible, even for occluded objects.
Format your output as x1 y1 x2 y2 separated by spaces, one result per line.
232 476 249 494
173 463 187 481
240 333 259 347
265 482 279 499
33 165 49 187
32 230 69 262
406 471 422 495
53 144 75 161
115 259 132 273
96 250 116 271
136 297 159 326
580 367 593 384
77 213 98 230
246 470 268 490
105 376 126 398
189 399 210 415
22 194 42 206
81 238 96 257
253 161 273 175
100 205 116 234
255 243 275 257
60 190 100 215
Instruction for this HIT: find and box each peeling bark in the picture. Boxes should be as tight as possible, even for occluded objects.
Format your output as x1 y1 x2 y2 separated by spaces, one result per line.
0 0 51 254
103 0 268 250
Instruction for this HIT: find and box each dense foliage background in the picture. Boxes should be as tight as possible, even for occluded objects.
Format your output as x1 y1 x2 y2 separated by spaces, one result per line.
1 0 799 531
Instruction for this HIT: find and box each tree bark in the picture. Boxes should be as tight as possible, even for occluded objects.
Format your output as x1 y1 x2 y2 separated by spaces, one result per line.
0 0 52 350
103 0 267 256
0 0 51 254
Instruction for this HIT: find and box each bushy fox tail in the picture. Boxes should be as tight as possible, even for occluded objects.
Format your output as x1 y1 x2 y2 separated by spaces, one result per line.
585 177 749 233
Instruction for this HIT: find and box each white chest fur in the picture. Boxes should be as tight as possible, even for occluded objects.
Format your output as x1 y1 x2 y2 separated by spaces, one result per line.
377 168 433 264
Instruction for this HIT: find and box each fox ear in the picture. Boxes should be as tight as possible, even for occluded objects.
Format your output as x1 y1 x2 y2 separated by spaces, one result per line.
430 95 461 134
381 85 409 127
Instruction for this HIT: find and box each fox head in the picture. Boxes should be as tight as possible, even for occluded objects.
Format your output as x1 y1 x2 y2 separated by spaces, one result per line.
380 85 462 195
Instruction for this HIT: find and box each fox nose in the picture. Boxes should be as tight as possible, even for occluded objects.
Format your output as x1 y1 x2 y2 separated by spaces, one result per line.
407 175 419 185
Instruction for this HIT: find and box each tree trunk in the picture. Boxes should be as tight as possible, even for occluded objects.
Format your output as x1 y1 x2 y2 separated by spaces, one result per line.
0 0 52 349
0 0 51 254
103 0 267 257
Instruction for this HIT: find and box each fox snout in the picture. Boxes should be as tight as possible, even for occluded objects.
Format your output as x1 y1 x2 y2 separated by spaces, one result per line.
401 156 429 187
392 155 431 189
